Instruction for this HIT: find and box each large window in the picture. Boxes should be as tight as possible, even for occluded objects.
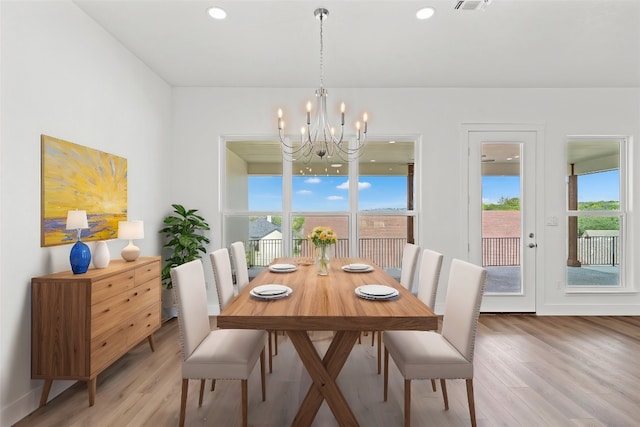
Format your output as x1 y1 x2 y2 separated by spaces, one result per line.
566 137 627 289
222 138 417 275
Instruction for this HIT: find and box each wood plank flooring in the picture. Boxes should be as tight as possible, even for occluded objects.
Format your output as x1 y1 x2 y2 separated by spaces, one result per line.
15 315 640 426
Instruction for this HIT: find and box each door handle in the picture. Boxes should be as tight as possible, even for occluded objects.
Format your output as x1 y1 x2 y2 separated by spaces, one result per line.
528 243 538 248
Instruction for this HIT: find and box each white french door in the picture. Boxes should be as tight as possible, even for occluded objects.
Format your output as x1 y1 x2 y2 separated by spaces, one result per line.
466 127 540 312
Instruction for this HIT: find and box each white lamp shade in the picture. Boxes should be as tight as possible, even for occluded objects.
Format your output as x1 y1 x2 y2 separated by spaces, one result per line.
118 220 144 240
66 210 89 230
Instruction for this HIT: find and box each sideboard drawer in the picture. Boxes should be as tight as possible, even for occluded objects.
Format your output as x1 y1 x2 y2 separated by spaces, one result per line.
91 291 136 339
134 279 161 308
91 327 127 376
92 271 135 303
135 263 160 287
91 282 160 339
126 302 161 347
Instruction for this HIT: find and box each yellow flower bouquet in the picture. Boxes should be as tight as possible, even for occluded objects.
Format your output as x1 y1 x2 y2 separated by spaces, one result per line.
308 226 337 275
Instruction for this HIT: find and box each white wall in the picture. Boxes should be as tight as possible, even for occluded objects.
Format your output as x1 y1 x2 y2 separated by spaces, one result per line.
0 1 171 424
172 86 640 315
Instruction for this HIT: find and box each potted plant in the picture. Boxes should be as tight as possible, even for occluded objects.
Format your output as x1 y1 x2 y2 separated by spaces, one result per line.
159 204 210 318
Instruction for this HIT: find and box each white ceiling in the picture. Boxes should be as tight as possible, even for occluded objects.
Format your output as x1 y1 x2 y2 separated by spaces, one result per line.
73 0 640 88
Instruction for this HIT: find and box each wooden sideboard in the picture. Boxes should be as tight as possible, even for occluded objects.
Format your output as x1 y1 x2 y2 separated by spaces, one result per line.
31 256 161 407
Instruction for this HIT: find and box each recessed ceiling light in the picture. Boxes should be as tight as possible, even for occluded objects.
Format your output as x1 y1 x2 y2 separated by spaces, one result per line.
207 7 226 20
416 7 435 20
389 140 396 144
331 163 342 168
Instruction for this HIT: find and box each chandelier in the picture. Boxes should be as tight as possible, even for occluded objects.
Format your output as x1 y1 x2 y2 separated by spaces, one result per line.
277 8 368 163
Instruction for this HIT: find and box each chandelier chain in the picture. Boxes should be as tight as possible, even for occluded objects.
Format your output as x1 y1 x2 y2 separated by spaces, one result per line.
319 11 324 88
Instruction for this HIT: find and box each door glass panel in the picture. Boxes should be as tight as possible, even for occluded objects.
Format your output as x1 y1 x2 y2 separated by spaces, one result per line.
481 143 523 294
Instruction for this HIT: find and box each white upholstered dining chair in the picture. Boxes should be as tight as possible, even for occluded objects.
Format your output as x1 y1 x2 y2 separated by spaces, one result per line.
230 241 280 367
413 248 444 391
372 247 443 374
383 258 487 427
399 242 421 291
369 243 422 370
170 259 267 427
210 248 236 310
415 248 444 310
230 241 250 292
212 247 276 373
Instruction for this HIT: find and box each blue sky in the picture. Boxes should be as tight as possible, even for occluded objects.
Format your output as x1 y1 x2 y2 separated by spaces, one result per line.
249 176 408 211
482 176 521 204
577 170 620 202
249 170 619 211
482 170 620 204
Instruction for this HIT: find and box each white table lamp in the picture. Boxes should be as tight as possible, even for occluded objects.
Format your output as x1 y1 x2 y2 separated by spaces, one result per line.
118 220 144 261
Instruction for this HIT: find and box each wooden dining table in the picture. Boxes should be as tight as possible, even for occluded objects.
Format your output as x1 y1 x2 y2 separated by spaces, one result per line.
216 257 437 427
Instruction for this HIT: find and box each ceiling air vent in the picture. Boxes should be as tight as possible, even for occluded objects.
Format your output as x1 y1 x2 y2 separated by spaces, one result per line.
454 0 492 11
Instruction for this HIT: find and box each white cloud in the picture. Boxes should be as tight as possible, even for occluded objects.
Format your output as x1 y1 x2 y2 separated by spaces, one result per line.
305 177 321 184
337 180 372 190
327 195 344 201
297 190 312 195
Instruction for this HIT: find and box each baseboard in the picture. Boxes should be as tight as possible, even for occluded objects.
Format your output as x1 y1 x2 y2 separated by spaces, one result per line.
2 380 74 426
536 304 640 316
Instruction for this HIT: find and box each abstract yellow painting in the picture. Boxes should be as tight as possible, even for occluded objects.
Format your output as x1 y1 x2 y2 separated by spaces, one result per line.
41 135 128 247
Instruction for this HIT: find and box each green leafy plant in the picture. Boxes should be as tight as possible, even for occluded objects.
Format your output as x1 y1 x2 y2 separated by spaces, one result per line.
159 204 210 288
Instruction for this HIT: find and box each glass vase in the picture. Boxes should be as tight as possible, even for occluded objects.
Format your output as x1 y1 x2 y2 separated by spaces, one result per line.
316 245 330 276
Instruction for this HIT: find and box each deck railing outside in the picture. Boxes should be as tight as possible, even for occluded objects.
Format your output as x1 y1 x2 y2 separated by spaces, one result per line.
577 235 619 266
480 236 619 267
482 237 520 266
246 237 407 269
245 236 619 269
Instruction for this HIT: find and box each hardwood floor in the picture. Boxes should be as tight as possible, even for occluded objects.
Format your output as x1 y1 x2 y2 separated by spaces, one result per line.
15 315 640 426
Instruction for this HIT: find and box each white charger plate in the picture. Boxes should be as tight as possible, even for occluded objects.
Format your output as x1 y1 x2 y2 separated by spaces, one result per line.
252 284 291 296
342 263 373 273
347 263 370 270
268 263 297 273
250 284 293 300
355 284 399 300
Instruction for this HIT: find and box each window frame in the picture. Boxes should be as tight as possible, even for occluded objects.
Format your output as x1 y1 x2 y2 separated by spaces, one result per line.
565 135 632 293
220 135 420 265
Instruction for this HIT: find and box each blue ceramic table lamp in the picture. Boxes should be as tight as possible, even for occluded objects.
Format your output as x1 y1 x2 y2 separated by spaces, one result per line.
66 210 91 274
